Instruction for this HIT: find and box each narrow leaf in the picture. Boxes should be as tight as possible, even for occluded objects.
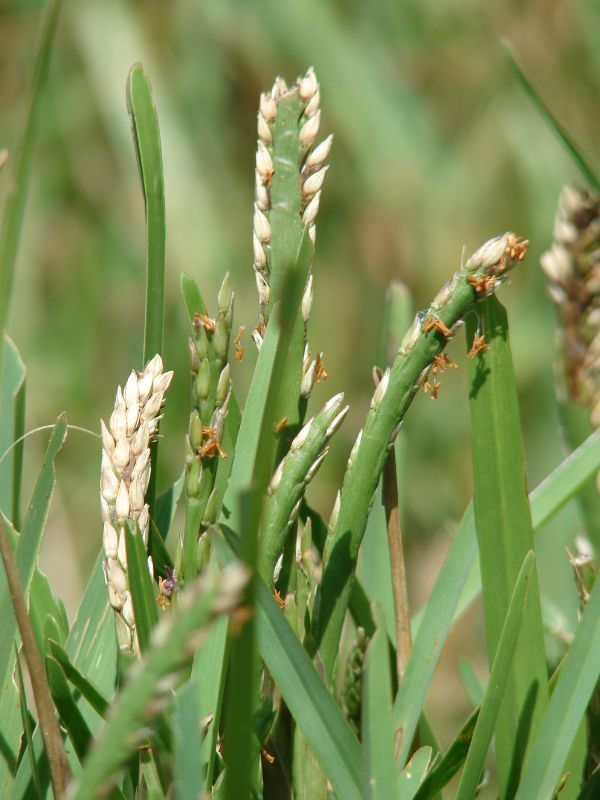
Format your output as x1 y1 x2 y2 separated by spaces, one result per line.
126 63 166 364
124 521 158 652
503 41 600 193
47 639 109 719
46 655 93 762
362 607 399 799
0 335 26 527
71 563 248 799
466 297 547 796
0 0 62 339
413 709 479 800
515 568 600 800
397 747 432 800
456 551 535 800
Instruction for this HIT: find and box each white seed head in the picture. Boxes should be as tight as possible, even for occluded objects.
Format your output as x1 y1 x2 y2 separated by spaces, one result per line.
255 270 270 307
147 556 154 580
255 176 270 211
117 527 128 569
122 593 136 628
152 370 174 395
126 402 140 435
299 67 318 102
257 112 272 144
109 404 127 441
129 477 145 516
260 91 277 123
302 165 329 200
107 582 124 611
137 372 154 404
253 204 271 243
465 233 509 272
302 274 313 322
299 110 321 148
103 522 119 559
138 505 150 546
100 419 115 456
399 314 422 356
115 480 130 521
430 274 459 313
306 134 333 171
131 421 150 457
302 190 321 228
271 76 288 99
268 460 285 494
217 364 230 404
256 141 274 184
100 495 111 524
370 368 390 410
304 88 320 118
141 392 164 421
124 371 138 407
305 448 328 484
145 354 164 377
100 465 119 504
105 557 128 595
253 233 268 269
325 404 349 438
308 224 316 245
329 491 341 530
291 417 314 451
251 329 263 351
301 359 316 398
113 437 131 472
348 429 363 468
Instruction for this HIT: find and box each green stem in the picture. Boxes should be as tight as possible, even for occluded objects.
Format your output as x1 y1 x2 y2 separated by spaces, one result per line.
313 239 526 681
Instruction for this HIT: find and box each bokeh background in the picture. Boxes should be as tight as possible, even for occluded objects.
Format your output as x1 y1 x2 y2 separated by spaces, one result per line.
3 0 599 779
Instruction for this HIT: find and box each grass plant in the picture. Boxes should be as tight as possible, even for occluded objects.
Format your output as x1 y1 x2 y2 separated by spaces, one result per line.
4 12 600 799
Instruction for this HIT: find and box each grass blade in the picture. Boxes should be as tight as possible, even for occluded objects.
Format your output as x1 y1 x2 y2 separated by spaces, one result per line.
71 563 248 799
47 639 109 719
466 297 547 795
0 0 62 340
456 551 535 800
502 41 600 193
126 63 166 514
0 417 67 696
397 747 432 800
15 651 42 798
413 709 479 800
0 519 71 796
396 423 600 774
46 655 93 763
124 521 158 652
173 677 204 800
393 503 477 767
214 528 363 800
515 569 600 800
126 63 166 364
0 335 26 528
362 607 399 798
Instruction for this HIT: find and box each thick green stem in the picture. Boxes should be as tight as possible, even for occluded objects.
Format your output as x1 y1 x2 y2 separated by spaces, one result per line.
313 237 527 681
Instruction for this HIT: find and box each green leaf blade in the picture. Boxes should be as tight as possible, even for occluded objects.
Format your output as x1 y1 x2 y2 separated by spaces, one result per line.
466 297 548 795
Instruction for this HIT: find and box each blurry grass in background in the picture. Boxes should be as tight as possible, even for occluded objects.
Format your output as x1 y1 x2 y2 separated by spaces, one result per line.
2 0 599 754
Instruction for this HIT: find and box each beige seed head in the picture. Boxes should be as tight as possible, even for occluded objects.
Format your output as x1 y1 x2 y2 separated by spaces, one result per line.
260 92 277 123
302 190 321 228
299 67 318 102
299 110 321 148
302 165 329 201
306 134 333 171
253 204 271 243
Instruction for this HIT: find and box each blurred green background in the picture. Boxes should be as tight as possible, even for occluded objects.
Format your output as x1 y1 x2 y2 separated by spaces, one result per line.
3 0 600 759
